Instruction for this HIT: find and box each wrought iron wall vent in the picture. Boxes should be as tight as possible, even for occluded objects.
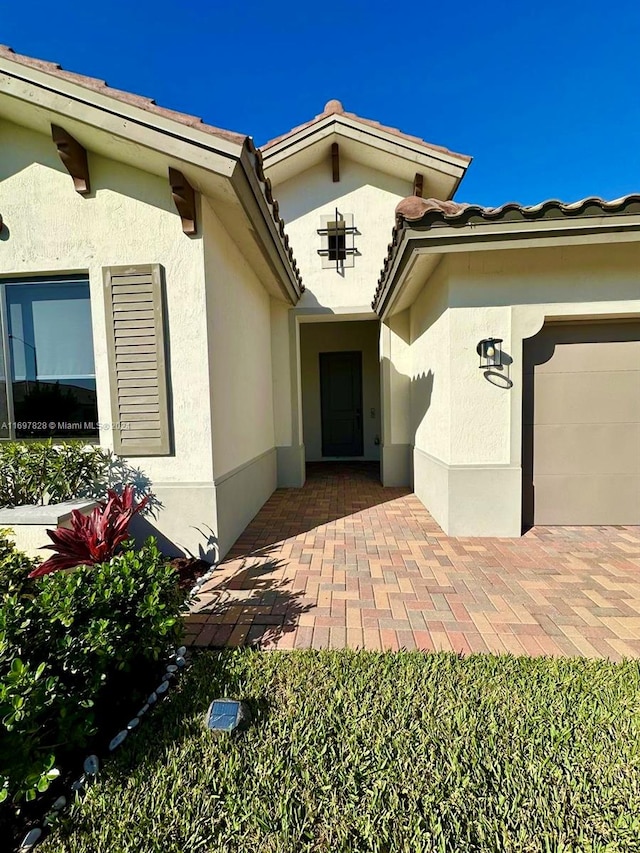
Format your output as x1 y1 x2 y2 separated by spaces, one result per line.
317 209 358 272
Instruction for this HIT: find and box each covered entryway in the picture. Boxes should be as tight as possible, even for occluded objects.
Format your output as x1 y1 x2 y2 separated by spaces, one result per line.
523 320 640 526
300 319 381 464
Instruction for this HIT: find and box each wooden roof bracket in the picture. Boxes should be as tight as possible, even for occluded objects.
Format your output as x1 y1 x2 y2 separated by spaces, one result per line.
413 173 424 198
331 142 340 183
168 167 197 235
51 124 91 195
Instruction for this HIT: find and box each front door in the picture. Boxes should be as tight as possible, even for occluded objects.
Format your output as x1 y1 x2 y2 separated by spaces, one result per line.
319 351 363 457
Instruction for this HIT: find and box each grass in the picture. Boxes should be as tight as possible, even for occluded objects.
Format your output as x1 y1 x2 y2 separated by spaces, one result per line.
42 649 640 853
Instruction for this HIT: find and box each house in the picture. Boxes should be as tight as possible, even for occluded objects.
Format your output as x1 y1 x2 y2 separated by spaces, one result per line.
0 47 637 560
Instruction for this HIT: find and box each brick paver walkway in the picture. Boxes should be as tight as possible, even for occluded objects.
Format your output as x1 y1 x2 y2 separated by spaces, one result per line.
186 463 640 659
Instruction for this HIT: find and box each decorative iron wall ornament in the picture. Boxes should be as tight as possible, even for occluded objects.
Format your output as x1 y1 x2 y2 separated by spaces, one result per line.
317 208 358 271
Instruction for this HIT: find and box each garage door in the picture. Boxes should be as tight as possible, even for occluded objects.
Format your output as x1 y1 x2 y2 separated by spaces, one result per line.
523 321 640 527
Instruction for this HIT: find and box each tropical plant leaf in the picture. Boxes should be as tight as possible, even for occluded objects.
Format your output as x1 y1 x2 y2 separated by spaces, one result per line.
28 485 153 578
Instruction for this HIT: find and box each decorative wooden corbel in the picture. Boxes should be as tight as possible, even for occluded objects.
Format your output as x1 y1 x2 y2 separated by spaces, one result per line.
331 142 340 183
168 167 197 235
413 173 424 198
51 125 91 195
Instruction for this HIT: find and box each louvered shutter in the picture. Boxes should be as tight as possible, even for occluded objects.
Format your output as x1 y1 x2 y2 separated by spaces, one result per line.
103 264 171 455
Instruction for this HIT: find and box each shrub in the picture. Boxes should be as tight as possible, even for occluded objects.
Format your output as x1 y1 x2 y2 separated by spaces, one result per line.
0 533 183 806
0 528 38 596
30 485 150 577
0 651 62 805
0 442 112 508
23 538 183 692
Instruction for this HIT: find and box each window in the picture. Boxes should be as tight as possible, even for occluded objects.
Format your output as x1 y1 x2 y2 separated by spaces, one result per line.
317 209 358 271
327 221 347 262
0 276 98 439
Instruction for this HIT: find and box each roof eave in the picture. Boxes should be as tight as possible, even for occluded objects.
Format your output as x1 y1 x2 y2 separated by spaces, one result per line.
236 142 303 304
0 49 303 298
374 213 640 319
0 52 245 173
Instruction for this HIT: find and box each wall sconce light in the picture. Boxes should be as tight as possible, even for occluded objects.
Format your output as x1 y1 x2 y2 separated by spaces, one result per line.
477 338 503 369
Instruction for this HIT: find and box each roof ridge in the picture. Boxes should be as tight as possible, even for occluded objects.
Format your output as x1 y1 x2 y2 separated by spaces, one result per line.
261 98 472 163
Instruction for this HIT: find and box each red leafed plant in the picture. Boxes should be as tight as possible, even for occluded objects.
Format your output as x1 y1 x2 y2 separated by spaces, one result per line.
29 485 150 578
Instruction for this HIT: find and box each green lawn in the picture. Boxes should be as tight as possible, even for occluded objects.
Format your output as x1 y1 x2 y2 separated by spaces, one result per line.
43 649 640 853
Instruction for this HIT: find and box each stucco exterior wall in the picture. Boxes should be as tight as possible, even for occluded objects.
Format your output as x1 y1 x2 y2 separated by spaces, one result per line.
272 158 412 313
0 119 274 559
202 198 278 555
299 320 381 461
0 119 211 478
408 241 640 536
270 298 306 487
380 310 412 486
202 198 276 475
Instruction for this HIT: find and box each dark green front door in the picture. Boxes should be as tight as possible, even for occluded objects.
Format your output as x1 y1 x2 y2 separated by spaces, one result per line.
319 351 363 457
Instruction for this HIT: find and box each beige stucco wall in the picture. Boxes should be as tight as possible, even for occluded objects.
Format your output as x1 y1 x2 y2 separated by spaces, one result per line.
201 198 278 555
0 119 280 559
380 309 412 486
299 320 381 461
202 198 276 475
0 119 211 478
271 158 412 313
406 240 640 536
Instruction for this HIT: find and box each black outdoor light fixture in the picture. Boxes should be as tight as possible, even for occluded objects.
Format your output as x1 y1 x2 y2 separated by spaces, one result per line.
477 338 503 369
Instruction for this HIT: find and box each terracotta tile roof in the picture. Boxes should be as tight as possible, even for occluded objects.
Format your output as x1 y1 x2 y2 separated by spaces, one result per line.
0 44 247 145
394 193 640 226
251 144 304 291
0 45 303 294
373 193 640 311
262 99 472 163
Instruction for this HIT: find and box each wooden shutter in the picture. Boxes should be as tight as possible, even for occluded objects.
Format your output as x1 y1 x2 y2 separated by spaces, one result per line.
103 264 171 455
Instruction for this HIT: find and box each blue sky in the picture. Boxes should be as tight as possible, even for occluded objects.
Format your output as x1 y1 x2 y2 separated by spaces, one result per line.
3 1 640 206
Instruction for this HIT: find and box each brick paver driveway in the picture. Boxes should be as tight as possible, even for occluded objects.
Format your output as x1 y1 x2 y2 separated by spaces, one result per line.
186 463 640 659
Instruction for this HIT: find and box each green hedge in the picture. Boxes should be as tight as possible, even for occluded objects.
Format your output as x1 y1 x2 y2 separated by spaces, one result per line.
0 441 112 508
0 533 184 805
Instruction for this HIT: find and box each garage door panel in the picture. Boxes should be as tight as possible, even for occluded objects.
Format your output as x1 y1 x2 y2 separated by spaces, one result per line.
523 321 640 527
532 424 640 475
533 475 640 526
531 339 640 374
532 372 640 425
